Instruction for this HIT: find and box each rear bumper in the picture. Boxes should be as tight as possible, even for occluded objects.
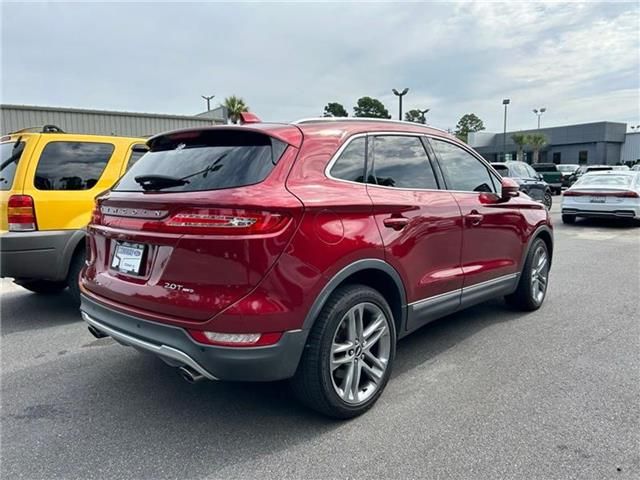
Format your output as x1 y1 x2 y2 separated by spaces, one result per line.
0 230 82 281
80 293 308 382
562 207 639 219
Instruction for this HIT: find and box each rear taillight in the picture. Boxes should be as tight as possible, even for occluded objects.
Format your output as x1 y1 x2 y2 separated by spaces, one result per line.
187 329 282 347
564 190 639 198
101 208 289 235
7 195 37 232
90 202 103 225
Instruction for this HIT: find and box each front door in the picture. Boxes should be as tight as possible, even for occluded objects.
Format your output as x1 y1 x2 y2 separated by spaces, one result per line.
365 134 464 332
428 137 528 300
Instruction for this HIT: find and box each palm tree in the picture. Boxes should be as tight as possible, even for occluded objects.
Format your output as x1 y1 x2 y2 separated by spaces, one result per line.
223 96 249 124
511 133 528 162
528 133 548 164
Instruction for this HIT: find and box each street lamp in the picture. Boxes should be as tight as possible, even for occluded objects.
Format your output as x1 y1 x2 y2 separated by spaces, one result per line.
533 107 546 129
201 95 215 112
392 88 409 120
418 108 430 124
502 98 510 161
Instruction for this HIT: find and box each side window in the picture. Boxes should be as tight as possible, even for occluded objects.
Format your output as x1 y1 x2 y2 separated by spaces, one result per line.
329 137 366 182
430 139 496 193
34 142 114 190
370 135 438 189
524 164 538 179
126 144 149 171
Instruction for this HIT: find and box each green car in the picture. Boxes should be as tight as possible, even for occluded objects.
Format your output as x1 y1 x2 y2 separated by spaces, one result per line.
532 163 563 194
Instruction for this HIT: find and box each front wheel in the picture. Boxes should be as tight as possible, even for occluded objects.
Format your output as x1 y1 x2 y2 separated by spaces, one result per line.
291 285 396 419
505 238 550 311
543 191 553 210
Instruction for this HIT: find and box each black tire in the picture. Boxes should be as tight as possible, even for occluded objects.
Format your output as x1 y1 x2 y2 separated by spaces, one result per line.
505 238 550 311
17 280 67 294
67 249 86 305
543 191 553 210
562 214 576 224
290 284 396 419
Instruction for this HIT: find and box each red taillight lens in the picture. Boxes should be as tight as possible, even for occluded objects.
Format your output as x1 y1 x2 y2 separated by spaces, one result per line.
187 329 282 347
101 208 289 235
618 191 639 198
7 195 36 231
564 190 639 198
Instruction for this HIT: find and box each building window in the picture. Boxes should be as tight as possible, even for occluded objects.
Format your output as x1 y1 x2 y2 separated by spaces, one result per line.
552 152 561 164
579 150 588 164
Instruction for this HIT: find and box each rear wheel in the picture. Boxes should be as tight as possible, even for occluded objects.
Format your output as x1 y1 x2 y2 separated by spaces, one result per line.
562 214 576 224
291 285 396 419
16 280 67 295
67 250 85 305
505 238 550 311
542 191 553 210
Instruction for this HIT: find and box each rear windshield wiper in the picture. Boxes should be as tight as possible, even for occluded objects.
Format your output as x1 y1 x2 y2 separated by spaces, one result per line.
134 175 190 191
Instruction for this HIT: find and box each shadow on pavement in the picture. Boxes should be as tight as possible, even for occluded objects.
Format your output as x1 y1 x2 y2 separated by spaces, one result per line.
0 288 81 335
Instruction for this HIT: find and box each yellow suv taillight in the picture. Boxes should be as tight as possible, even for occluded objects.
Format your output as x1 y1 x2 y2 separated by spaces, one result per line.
8 195 37 232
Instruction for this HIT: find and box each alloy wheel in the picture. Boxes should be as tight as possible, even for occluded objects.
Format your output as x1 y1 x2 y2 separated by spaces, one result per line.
330 302 391 405
530 246 549 304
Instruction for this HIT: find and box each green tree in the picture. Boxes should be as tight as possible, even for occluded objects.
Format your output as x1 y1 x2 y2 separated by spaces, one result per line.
454 113 485 143
511 133 529 162
528 133 548 163
353 97 391 119
404 109 427 124
323 102 348 117
223 95 249 124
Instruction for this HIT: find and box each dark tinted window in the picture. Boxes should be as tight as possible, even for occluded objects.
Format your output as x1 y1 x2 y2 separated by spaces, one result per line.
532 164 557 172
370 136 438 189
126 144 149 171
431 139 496 193
492 165 510 177
0 140 26 191
115 130 286 192
330 137 366 182
35 142 113 190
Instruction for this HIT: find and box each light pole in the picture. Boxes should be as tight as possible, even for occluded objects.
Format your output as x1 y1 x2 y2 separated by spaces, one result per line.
418 108 430 124
201 95 215 112
392 88 409 120
533 107 546 129
502 98 510 161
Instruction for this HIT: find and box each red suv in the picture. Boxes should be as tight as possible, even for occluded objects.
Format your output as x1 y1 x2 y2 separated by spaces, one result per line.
80 118 553 418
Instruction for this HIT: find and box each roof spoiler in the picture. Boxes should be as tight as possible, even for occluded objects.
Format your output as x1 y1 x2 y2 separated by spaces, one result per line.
239 112 261 124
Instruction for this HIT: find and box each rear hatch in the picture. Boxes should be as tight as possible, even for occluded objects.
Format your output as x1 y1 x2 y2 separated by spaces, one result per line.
82 127 304 323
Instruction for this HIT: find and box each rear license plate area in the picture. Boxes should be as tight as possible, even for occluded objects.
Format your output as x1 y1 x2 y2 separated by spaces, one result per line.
111 242 146 275
590 196 606 203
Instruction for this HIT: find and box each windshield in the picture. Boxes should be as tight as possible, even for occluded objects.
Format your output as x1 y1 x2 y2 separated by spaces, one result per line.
115 131 287 193
574 174 632 188
0 140 26 191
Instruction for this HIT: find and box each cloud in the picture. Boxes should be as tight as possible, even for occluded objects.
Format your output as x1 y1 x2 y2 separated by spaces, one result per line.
1 1 638 132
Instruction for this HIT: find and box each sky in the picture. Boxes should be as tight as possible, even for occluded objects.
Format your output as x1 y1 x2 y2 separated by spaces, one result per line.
1 1 639 133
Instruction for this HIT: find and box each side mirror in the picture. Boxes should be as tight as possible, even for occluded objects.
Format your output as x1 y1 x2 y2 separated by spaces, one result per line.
501 177 520 201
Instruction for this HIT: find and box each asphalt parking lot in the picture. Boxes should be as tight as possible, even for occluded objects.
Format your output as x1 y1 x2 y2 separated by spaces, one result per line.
1 203 639 480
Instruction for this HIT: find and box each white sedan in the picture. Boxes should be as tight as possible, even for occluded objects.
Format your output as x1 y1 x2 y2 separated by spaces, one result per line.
561 171 640 223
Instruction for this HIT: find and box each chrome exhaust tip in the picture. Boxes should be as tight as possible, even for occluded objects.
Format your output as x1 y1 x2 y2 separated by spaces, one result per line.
87 325 108 339
178 366 205 384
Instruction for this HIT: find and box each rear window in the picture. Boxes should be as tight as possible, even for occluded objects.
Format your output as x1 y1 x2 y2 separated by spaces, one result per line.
35 141 114 190
575 174 632 187
0 140 26 191
115 130 287 192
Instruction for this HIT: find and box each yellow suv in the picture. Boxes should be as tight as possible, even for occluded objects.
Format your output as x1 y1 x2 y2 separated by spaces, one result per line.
0 125 146 302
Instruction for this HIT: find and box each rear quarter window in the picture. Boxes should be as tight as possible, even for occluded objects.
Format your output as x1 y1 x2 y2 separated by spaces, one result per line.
115 130 287 192
0 140 26 191
34 141 114 190
329 137 366 182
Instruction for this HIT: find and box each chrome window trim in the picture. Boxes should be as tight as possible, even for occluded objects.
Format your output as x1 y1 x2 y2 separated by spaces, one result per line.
324 132 369 186
408 273 519 307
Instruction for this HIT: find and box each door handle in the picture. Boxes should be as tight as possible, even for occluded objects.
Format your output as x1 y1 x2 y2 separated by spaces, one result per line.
466 211 484 227
383 216 409 230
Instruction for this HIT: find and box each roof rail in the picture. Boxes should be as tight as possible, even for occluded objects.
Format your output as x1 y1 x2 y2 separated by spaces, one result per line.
9 125 65 134
292 117 450 134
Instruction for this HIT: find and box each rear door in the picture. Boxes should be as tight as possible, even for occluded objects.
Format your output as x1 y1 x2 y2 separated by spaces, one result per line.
365 134 463 331
22 136 126 231
429 137 527 290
